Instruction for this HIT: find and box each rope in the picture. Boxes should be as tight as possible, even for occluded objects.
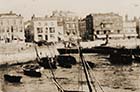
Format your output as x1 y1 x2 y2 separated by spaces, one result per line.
85 60 105 92
34 42 64 92
46 43 64 92
78 46 93 92
82 57 97 92
77 40 105 92
78 55 83 91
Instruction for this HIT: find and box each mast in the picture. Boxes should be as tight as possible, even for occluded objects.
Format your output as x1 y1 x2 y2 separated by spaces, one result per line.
34 43 42 62
78 43 93 92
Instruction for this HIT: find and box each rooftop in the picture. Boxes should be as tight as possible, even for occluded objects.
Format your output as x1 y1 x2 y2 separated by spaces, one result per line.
0 11 23 18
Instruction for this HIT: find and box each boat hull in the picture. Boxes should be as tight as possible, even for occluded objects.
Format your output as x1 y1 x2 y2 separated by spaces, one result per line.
23 70 41 77
4 74 22 83
22 64 43 77
109 51 133 65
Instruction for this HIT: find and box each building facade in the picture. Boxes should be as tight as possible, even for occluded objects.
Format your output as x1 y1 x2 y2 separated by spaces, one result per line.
78 18 86 40
86 13 123 40
0 11 25 43
32 16 60 42
123 15 137 38
51 11 79 41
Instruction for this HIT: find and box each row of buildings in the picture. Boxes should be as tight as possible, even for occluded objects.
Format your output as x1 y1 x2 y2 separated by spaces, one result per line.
0 11 140 43
25 11 79 43
80 13 139 41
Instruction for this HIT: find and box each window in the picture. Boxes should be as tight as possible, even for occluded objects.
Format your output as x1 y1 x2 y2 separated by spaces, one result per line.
117 30 120 33
38 35 43 40
7 27 9 32
38 35 42 37
104 30 107 34
14 38 17 40
73 31 76 35
19 27 23 32
50 34 55 38
37 27 43 33
11 26 13 32
12 35 14 40
49 27 55 33
45 27 48 33
45 35 48 40
66 31 70 35
96 31 100 35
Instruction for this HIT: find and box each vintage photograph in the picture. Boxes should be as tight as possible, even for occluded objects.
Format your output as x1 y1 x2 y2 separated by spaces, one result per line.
0 0 140 92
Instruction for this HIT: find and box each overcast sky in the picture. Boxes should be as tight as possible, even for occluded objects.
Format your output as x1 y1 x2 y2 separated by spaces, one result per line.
0 0 140 20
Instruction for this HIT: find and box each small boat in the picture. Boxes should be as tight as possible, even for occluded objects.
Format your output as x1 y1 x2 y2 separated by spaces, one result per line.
38 57 57 69
22 64 44 77
57 55 77 68
4 74 22 83
109 50 133 65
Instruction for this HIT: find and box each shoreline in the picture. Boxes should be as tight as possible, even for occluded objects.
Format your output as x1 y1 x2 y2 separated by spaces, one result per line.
1 38 140 66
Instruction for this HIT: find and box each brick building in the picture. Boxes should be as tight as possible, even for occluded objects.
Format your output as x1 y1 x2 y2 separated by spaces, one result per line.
86 13 123 40
78 18 86 40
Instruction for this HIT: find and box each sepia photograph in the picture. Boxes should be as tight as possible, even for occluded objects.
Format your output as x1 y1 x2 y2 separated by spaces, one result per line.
1 0 140 92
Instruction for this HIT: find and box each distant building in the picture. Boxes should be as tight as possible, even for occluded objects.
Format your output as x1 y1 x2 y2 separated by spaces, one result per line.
86 13 123 40
31 15 61 42
78 18 86 40
136 17 140 38
123 15 137 38
0 11 25 43
51 11 79 41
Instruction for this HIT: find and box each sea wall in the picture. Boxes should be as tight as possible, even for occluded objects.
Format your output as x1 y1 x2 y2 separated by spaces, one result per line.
0 43 59 66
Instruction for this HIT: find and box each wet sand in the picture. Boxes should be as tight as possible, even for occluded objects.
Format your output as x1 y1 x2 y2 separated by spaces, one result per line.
0 53 140 92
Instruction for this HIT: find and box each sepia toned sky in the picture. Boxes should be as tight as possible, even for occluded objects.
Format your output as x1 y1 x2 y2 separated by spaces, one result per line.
0 0 140 19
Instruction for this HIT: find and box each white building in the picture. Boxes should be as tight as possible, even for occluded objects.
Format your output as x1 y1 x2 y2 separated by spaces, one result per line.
32 16 61 42
123 15 137 38
51 11 79 41
0 11 25 43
